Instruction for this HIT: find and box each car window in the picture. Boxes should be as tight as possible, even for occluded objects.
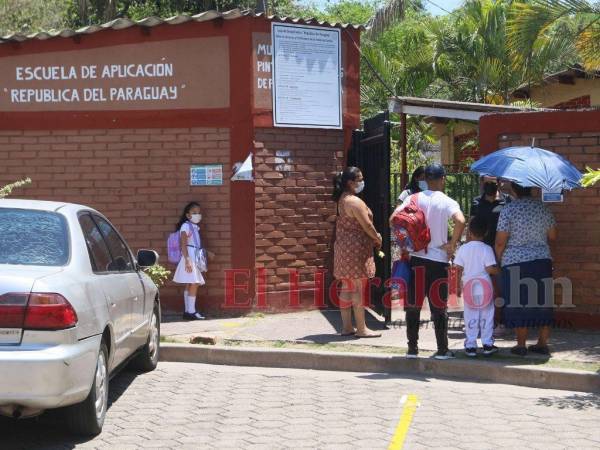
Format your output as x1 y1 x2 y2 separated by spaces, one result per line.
79 214 113 273
0 208 69 266
93 215 134 272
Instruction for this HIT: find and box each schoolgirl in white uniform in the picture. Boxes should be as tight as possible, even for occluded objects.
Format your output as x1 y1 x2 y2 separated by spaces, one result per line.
173 202 213 320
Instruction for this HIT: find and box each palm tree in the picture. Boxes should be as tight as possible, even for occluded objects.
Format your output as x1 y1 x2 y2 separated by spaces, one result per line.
365 0 412 39
508 0 600 71
429 0 575 104
360 11 436 115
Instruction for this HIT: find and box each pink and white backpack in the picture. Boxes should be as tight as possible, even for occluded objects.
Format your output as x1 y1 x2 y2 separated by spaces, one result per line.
167 231 181 264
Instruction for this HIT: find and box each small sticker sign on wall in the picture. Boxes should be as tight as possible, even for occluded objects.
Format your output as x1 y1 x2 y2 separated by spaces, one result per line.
542 190 564 203
190 164 223 186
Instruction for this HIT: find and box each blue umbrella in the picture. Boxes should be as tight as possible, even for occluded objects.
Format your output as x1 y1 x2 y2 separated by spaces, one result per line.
471 146 582 191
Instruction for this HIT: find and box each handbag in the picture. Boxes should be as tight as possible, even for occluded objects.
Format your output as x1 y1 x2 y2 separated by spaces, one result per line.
188 222 207 272
391 259 411 302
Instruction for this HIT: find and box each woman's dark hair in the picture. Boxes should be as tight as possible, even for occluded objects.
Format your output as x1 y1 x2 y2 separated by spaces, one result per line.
332 166 362 201
406 166 425 193
175 202 201 231
511 182 532 198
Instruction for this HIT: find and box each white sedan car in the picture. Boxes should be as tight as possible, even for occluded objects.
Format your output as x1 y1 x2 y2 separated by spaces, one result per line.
0 199 160 435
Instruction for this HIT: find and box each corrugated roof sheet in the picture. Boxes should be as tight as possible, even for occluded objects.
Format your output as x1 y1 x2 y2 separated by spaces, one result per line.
0 8 362 45
390 96 534 113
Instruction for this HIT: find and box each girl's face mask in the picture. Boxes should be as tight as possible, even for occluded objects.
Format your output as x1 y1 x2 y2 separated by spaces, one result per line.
190 213 202 224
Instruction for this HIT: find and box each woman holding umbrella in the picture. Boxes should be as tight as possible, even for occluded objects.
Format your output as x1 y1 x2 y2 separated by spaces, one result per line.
495 183 557 355
471 144 581 356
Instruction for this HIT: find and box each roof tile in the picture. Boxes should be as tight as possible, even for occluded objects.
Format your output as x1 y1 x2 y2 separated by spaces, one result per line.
0 8 362 45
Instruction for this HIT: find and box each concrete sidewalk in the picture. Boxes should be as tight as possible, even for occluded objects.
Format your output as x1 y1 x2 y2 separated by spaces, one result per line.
160 308 600 365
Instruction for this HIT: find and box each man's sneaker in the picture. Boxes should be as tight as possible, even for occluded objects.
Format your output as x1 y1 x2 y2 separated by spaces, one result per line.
433 350 456 360
483 345 499 356
465 347 477 357
406 346 419 359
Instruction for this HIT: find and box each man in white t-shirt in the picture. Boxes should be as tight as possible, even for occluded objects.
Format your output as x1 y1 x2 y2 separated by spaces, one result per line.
397 163 466 360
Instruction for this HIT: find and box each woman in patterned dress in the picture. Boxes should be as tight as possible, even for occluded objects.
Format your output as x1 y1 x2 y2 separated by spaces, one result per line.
332 167 383 338
495 182 558 356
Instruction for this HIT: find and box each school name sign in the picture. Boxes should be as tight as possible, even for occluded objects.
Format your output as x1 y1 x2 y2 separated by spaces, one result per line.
11 63 177 104
0 37 230 112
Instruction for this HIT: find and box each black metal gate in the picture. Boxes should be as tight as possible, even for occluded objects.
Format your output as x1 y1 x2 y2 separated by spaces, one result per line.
348 112 392 323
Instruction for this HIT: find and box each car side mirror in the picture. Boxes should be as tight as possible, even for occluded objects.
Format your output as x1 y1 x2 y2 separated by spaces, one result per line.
137 249 158 268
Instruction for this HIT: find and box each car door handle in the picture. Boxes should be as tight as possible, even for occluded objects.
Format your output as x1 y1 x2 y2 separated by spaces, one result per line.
133 296 139 301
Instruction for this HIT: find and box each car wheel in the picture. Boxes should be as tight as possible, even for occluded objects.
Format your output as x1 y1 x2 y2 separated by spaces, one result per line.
131 305 160 372
65 340 109 436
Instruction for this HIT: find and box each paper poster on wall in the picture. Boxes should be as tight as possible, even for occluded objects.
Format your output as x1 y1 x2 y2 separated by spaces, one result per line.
190 165 223 186
231 153 254 181
271 22 342 129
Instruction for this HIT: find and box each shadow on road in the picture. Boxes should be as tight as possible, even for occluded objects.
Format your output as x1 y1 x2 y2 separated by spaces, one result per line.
537 393 600 410
297 333 361 344
0 368 140 450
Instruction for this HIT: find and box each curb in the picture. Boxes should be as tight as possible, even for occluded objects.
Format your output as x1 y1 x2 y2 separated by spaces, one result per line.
160 343 600 393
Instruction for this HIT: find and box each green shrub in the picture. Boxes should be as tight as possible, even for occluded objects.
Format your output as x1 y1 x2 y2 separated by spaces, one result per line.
582 167 600 188
0 178 31 198
144 263 171 288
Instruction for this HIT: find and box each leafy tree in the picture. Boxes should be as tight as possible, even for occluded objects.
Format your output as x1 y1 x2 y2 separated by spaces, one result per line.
428 0 575 104
0 0 69 35
508 0 600 71
319 0 381 25
65 0 321 26
365 0 420 39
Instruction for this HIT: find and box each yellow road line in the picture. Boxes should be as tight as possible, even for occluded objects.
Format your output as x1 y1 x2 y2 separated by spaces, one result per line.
388 394 419 450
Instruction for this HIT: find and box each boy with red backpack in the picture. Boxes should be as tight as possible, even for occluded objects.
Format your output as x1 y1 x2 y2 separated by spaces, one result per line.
391 164 466 359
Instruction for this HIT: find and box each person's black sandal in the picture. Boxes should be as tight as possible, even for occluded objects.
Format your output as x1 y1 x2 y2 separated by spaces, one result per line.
510 346 527 356
528 344 550 356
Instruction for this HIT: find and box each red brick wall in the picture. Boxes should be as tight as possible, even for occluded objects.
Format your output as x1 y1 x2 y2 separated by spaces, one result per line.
253 128 346 309
0 127 231 313
495 131 600 317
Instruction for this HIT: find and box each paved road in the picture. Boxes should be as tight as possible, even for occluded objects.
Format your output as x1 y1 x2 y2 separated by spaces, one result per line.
2 362 599 449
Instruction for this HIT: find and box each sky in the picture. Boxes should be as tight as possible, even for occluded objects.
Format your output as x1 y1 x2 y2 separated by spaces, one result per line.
425 0 463 15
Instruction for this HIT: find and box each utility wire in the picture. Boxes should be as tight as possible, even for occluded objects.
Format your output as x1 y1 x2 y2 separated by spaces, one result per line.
421 0 456 16
343 0 459 102
343 28 397 98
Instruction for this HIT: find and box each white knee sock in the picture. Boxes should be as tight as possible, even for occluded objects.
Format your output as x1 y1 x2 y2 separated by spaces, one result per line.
187 295 197 314
183 291 190 313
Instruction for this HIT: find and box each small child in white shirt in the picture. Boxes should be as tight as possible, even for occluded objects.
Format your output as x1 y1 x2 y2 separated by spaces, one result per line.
454 216 500 357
